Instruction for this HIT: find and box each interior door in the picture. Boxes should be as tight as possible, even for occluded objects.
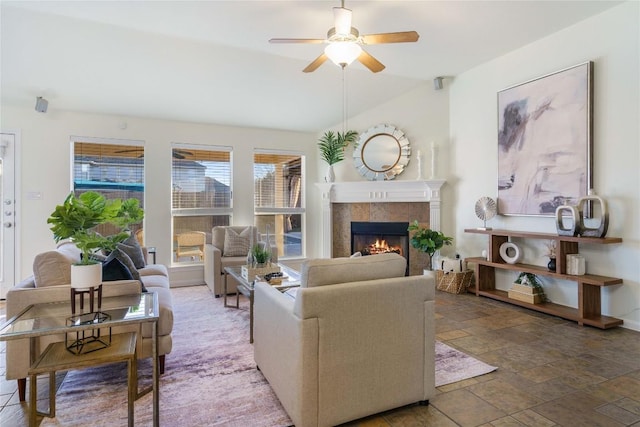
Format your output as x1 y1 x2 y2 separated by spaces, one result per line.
0 133 16 299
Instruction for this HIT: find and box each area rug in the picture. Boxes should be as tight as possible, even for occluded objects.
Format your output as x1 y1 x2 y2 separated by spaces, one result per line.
41 286 496 426
435 341 497 387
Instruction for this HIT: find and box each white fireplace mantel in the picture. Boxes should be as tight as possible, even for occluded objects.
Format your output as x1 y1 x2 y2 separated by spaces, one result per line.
316 180 446 257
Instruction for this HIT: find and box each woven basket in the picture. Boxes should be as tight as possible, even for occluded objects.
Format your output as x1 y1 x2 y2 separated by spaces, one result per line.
436 270 475 294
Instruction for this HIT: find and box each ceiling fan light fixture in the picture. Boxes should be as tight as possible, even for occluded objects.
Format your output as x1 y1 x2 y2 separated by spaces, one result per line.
325 42 362 67
333 7 352 36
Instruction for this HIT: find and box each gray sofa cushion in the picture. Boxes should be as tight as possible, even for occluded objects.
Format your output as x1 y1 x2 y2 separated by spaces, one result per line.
301 252 407 288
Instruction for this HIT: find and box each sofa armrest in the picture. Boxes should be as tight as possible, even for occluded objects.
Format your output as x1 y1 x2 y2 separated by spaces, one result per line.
253 282 319 427
203 244 222 291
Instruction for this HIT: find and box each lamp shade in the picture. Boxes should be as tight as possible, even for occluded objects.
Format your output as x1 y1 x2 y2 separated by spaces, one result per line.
325 42 362 67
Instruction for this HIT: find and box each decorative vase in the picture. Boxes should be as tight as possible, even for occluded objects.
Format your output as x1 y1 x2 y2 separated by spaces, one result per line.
71 263 102 289
499 242 522 264
325 164 335 183
547 257 556 272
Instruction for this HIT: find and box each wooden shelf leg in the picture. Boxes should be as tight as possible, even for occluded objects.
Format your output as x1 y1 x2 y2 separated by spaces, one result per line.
578 281 601 325
476 264 495 294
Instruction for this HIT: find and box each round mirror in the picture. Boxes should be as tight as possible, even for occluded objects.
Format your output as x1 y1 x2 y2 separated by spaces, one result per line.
353 124 411 181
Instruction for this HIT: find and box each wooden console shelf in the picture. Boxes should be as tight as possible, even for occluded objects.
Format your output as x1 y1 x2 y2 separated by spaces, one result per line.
464 229 623 329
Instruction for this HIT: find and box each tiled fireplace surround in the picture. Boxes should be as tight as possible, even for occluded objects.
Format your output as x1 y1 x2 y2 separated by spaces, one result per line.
317 180 445 276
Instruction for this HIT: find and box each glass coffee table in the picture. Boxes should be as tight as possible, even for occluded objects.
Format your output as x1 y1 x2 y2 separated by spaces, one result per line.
0 292 161 427
224 263 300 343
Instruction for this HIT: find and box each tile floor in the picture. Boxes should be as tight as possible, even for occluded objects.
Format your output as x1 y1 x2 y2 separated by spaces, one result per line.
1 288 639 426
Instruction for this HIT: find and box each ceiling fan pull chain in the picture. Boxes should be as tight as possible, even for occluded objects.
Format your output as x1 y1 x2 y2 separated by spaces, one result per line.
342 67 348 133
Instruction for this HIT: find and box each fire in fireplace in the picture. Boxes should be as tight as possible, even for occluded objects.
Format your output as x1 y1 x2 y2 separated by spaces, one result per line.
351 222 410 275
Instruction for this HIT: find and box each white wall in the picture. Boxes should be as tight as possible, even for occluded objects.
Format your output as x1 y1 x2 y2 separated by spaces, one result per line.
2 106 316 285
449 2 640 330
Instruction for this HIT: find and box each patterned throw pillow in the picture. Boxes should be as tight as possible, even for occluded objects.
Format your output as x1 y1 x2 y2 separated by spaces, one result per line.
116 235 146 269
223 227 252 257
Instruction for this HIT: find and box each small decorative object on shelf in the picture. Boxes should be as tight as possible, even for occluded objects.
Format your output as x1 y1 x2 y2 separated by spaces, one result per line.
474 196 497 230
566 254 586 275
544 240 557 271
508 272 545 304
576 189 609 237
499 241 522 264
555 189 609 238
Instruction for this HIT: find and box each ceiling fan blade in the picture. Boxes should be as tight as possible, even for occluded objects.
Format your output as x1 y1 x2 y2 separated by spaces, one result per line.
269 38 325 44
362 31 420 45
357 50 385 73
303 53 328 73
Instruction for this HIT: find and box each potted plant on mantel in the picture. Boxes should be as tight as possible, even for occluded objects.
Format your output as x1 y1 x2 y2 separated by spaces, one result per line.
408 220 453 271
47 191 144 289
317 130 358 183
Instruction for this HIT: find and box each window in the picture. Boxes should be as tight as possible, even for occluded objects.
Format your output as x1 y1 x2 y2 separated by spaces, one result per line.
72 139 144 238
172 145 232 264
254 151 304 259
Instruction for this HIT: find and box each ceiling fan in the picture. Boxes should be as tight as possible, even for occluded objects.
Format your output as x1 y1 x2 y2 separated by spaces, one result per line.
269 1 419 73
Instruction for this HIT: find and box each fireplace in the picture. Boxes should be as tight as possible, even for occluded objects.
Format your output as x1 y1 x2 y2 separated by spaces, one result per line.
317 180 445 275
351 222 410 276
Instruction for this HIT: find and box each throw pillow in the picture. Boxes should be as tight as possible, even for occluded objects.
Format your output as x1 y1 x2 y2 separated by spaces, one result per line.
33 251 73 287
116 235 146 269
101 251 134 281
223 227 252 257
111 248 147 292
112 248 141 281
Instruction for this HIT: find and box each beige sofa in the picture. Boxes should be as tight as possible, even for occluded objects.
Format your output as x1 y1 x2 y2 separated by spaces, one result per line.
6 242 174 401
204 226 278 297
253 253 436 427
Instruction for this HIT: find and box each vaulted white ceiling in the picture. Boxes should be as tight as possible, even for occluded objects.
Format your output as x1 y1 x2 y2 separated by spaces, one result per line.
0 1 621 132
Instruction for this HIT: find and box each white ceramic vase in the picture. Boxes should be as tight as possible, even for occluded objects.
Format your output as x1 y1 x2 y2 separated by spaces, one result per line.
325 164 335 183
71 263 102 289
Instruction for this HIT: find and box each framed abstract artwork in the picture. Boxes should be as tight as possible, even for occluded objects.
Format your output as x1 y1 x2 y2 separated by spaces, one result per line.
497 61 593 216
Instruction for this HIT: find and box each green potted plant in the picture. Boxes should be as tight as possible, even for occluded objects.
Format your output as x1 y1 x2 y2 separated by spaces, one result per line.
408 220 453 270
318 130 358 182
47 191 144 288
509 272 545 303
251 244 271 267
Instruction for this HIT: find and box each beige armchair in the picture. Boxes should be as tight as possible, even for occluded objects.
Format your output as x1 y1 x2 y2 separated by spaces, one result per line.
203 226 278 297
253 253 436 427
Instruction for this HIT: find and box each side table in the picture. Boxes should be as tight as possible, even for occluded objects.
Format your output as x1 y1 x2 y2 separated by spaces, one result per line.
28 332 138 427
